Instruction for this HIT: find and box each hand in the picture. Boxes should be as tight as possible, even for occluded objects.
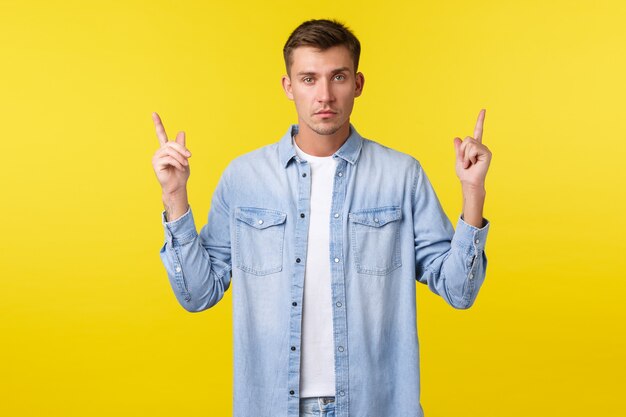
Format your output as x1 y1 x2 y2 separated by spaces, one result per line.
453 109 492 189
151 112 192 196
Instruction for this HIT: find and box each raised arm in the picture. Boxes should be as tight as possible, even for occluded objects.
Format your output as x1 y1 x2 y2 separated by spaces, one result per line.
151 112 232 312
414 109 492 309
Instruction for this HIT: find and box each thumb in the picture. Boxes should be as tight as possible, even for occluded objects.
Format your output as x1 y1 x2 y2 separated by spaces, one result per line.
176 131 186 147
453 137 463 161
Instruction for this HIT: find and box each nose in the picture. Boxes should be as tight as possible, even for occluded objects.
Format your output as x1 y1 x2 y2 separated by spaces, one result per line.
316 78 335 103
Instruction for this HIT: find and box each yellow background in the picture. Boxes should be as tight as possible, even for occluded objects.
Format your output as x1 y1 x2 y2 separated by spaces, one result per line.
1 0 624 415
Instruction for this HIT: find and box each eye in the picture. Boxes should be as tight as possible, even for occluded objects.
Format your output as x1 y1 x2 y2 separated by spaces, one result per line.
303 77 314 84
334 74 346 81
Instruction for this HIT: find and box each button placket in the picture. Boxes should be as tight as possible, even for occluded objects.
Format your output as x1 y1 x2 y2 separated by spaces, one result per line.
288 159 311 408
328 159 350 409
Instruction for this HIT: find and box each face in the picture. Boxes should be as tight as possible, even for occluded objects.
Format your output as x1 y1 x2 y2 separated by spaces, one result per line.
282 45 364 136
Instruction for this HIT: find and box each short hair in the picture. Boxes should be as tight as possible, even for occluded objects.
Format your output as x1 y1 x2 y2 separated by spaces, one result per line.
283 19 361 76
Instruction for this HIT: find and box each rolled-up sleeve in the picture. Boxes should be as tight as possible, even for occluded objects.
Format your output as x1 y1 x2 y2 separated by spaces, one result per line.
412 160 490 309
159 170 233 312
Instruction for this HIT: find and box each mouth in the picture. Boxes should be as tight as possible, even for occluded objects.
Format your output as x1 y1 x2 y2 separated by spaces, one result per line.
315 110 337 117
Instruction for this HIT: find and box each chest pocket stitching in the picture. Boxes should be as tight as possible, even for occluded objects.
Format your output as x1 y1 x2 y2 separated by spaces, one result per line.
348 206 402 227
236 207 287 229
235 207 287 276
348 206 402 276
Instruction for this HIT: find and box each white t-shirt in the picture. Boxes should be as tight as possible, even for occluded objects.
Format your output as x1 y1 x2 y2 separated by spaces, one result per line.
293 137 337 398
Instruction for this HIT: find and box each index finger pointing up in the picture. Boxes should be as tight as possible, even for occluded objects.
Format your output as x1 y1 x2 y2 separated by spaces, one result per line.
152 112 169 146
473 108 486 143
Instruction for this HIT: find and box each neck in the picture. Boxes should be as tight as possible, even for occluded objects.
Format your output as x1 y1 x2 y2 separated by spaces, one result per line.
294 120 351 157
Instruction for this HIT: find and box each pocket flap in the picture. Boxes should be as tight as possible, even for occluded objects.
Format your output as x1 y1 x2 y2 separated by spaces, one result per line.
348 206 402 227
235 207 287 229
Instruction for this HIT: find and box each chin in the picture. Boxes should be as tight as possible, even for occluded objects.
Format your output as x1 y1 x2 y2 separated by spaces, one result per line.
312 126 341 135
308 120 347 136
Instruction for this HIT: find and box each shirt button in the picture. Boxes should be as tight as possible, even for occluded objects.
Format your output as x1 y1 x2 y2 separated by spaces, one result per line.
338 346 344 352
290 390 295 395
336 301 342 307
337 172 343 177
175 266 181 273
292 302 298 307
258 220 264 225
296 258 301 263
339 390 345 396
334 213 339 218
469 273 474 279
475 239 480 244
291 346 296 351
374 218 379 223
302 173 307 177
300 213 305 218
334 258 340 263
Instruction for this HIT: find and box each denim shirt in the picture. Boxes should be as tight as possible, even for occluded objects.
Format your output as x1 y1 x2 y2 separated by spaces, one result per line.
159 123 490 417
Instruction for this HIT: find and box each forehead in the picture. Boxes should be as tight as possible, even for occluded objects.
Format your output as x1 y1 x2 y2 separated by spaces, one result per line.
290 45 354 74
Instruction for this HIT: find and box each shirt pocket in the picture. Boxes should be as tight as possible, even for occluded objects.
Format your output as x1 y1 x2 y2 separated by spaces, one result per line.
234 207 287 276
348 206 402 276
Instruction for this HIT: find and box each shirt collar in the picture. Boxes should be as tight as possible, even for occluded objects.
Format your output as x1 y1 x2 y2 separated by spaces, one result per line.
278 123 364 168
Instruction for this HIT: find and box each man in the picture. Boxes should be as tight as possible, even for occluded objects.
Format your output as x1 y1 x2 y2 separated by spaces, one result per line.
151 19 491 417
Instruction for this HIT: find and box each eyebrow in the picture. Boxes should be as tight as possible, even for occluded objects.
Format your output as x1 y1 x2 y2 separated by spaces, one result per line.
296 67 351 76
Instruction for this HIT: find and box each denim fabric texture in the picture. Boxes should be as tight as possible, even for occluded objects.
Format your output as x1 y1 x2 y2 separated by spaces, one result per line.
300 396 336 417
159 123 490 417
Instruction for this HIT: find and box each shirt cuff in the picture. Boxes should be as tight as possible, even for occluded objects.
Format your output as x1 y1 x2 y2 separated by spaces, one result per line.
451 215 490 253
161 206 198 246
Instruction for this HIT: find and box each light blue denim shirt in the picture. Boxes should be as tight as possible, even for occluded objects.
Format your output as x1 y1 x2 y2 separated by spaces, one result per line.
159 124 490 417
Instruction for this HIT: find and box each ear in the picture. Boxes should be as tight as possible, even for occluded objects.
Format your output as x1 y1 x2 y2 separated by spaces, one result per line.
354 72 365 98
281 75 294 100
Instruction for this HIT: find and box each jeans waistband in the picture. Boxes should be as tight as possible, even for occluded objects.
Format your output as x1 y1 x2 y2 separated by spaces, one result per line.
300 396 335 405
